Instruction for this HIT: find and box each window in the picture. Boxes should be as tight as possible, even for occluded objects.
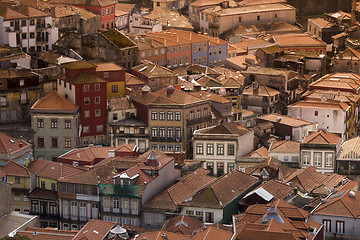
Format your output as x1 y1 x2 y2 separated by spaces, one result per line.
151 112 158 120
196 109 201 118
101 9 105 16
217 144 224 155
95 97 100 104
96 125 103 132
207 144 214 155
167 112 173 121
284 156 289 162
228 163 235 173
41 181 45 189
196 144 203 155
205 212 214 223
113 114 118 121
315 111 318 116
239 16 242 22
175 128 181 138
14 192 21 201
159 128 165 138
113 198 120 213
190 111 194 120
84 110 90 118
314 152 322 166
175 145 181 151
112 85 118 93
95 109 101 117
323 219 331 232
122 198 129 214
37 119 44 128
228 144 235 155
186 210 194 216
167 128 173 138
64 119 71 129
159 112 165 121
65 138 71 148
336 221 344 234
51 119 57 128
257 15 260 21
274 13 277 18
302 151 310 165
51 183 56 191
22 33 27 39
106 7 109 15
84 97 90 105
95 84 100 91
84 85 90 92
51 138 58 148
325 153 333 167
167 145 173 151
175 112 181 121
15 176 21 184
151 128 157 137
111 6 114 14
37 138 44 148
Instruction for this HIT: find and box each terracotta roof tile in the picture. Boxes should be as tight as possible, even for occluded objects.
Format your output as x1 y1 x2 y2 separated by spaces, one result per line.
28 159 84 180
108 97 135 111
309 18 334 28
191 227 233 240
73 219 116 240
269 140 300 154
189 91 231 104
125 72 145 85
0 5 27 20
162 215 203 235
244 146 269 158
135 230 191 240
195 122 251 136
0 131 31 156
31 91 77 111
0 160 33 177
243 83 280 97
302 130 341 144
259 113 313 127
254 180 293 199
96 62 124 72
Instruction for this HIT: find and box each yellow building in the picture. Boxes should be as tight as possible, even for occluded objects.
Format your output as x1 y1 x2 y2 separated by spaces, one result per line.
0 161 33 214
26 158 84 228
95 62 126 98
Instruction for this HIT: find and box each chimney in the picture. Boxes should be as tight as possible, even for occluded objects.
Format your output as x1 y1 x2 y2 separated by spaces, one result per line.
253 82 259 95
142 85 151 94
108 150 115 158
204 33 208 36
51 6 55 19
198 31 201 35
166 85 175 96
145 151 159 166
351 0 356 27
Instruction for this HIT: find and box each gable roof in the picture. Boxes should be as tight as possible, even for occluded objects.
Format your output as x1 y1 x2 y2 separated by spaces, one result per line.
314 190 360 218
189 91 231 104
243 146 269 158
132 61 177 78
0 5 27 20
135 230 191 240
161 215 204 235
255 180 294 199
302 130 341 144
0 160 32 177
191 227 233 240
243 83 280 97
195 122 251 136
73 219 116 240
338 136 360 160
269 140 300 154
96 62 124 72
31 91 77 111
27 158 84 180
182 170 259 208
0 131 31 156
259 113 313 127
143 168 216 211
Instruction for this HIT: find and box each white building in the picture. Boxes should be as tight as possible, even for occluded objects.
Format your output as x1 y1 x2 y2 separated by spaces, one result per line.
288 100 349 140
0 5 58 53
192 122 254 176
300 130 342 174
268 140 300 165
129 11 162 35
200 3 296 37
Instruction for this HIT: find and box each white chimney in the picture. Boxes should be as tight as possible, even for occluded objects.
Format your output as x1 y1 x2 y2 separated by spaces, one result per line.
108 150 115 158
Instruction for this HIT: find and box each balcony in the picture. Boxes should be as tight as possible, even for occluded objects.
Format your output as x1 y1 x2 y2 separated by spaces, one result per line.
151 137 182 142
36 24 46 29
187 115 212 126
30 211 60 219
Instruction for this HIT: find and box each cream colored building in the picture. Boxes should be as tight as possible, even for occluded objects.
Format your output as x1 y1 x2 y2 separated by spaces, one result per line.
193 122 254 176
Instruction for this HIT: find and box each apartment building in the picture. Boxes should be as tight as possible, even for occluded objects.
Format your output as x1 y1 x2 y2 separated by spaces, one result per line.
31 91 80 161
0 4 58 53
57 61 107 146
132 86 212 156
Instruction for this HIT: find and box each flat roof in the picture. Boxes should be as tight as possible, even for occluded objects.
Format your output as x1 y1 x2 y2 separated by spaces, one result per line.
0 212 38 238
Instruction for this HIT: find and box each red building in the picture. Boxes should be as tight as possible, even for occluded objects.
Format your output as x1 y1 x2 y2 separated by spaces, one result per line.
64 0 116 30
57 61 107 146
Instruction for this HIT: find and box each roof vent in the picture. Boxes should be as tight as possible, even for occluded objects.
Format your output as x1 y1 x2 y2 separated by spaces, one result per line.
275 117 281 122
161 233 168 239
72 161 79 167
348 190 356 198
10 139 15 144
145 151 159 167
166 85 175 96
142 85 151 94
